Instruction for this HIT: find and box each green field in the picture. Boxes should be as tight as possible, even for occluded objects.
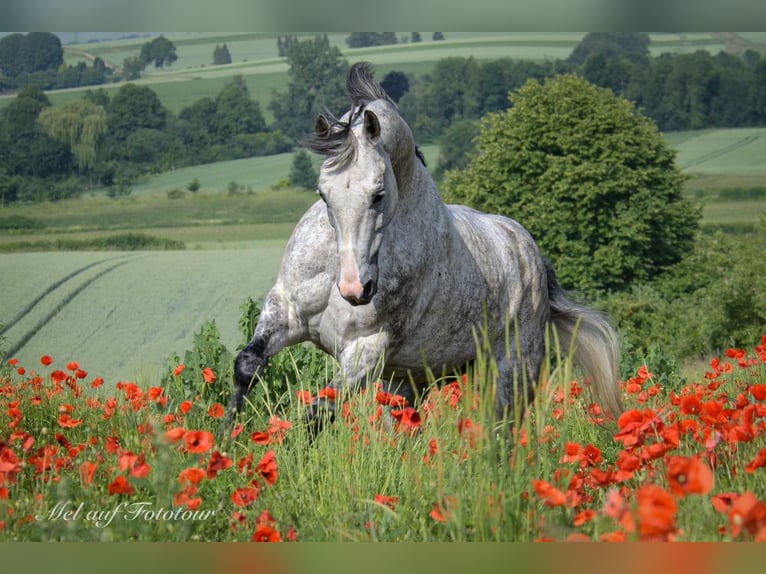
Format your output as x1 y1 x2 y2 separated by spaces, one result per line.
0 31 742 118
0 248 285 384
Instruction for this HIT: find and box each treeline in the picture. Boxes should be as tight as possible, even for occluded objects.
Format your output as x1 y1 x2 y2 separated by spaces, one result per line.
0 32 116 92
0 76 291 204
3 33 766 204
400 34 766 146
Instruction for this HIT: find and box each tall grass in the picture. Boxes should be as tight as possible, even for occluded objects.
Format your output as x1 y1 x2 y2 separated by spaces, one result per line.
2 302 765 541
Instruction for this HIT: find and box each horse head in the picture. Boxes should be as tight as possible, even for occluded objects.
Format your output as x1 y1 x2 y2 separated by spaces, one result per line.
307 63 415 306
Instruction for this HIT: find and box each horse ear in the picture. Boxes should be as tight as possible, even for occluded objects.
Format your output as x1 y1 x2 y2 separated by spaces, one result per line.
363 110 381 141
315 114 331 138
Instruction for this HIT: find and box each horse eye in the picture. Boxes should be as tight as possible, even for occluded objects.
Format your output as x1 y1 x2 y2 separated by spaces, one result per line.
371 190 385 205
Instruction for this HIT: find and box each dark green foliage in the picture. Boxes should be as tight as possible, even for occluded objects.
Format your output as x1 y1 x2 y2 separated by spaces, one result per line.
289 150 318 190
212 43 232 65
121 56 146 81
139 36 178 69
107 84 167 143
433 119 479 182
187 177 201 192
443 74 699 296
604 227 766 362
380 71 410 103
346 33 398 48
269 35 349 141
0 233 185 253
0 32 62 77
569 33 650 66
162 320 233 408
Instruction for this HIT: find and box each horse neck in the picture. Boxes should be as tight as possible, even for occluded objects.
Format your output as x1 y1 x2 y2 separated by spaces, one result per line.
395 153 450 230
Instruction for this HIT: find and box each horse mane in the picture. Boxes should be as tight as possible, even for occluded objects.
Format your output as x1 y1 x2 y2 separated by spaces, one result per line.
304 62 426 170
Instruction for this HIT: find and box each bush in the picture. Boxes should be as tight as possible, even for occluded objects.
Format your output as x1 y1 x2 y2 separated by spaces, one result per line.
186 177 201 192
443 74 700 296
167 188 186 200
288 150 318 190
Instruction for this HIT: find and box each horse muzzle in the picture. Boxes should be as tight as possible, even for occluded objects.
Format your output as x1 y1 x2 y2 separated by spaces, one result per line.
338 277 377 305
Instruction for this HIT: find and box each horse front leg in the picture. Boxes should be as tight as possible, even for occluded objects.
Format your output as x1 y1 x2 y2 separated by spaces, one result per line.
306 332 389 433
231 286 304 421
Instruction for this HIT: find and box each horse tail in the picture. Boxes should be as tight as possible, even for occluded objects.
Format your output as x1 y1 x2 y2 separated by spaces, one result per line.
545 259 623 418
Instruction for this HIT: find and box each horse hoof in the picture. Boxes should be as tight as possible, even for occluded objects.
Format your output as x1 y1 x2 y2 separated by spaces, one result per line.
305 398 336 438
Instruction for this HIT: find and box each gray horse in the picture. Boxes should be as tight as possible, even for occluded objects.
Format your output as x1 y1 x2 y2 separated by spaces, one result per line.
232 62 622 426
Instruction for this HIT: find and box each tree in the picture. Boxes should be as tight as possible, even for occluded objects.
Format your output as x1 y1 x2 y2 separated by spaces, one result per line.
122 56 146 81
37 100 107 171
213 44 232 65
289 150 318 190
213 76 266 140
433 119 479 181
107 83 167 143
380 71 410 102
0 32 62 77
443 74 699 296
140 36 178 69
569 32 650 66
345 33 397 49
411 32 422 43
433 32 445 41
427 57 481 131
269 35 349 141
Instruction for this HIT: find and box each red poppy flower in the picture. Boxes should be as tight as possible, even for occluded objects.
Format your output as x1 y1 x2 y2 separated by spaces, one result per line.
165 427 187 443
727 492 766 538
208 403 225 418
174 487 202 510
40 355 54 366
430 496 458 522
749 384 766 400
636 484 677 540
267 416 292 443
231 485 261 507
130 455 151 478
206 451 233 479
252 523 282 542
57 413 83 428
573 509 597 526
391 407 422 433
107 475 135 496
746 448 766 473
532 479 567 507
79 461 98 486
174 364 186 377
178 466 205 486
256 450 278 485
231 423 244 440
202 368 216 383
66 361 80 371
183 430 214 453
318 386 337 401
251 431 272 445
667 455 714 497
91 377 104 388
178 401 193 415
118 451 138 472
296 390 314 405
373 494 399 510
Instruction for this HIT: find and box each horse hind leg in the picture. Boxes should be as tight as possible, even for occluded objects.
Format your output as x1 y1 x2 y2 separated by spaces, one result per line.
493 327 546 425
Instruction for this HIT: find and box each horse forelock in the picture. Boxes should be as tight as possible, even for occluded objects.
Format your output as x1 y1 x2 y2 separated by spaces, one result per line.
303 62 424 174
